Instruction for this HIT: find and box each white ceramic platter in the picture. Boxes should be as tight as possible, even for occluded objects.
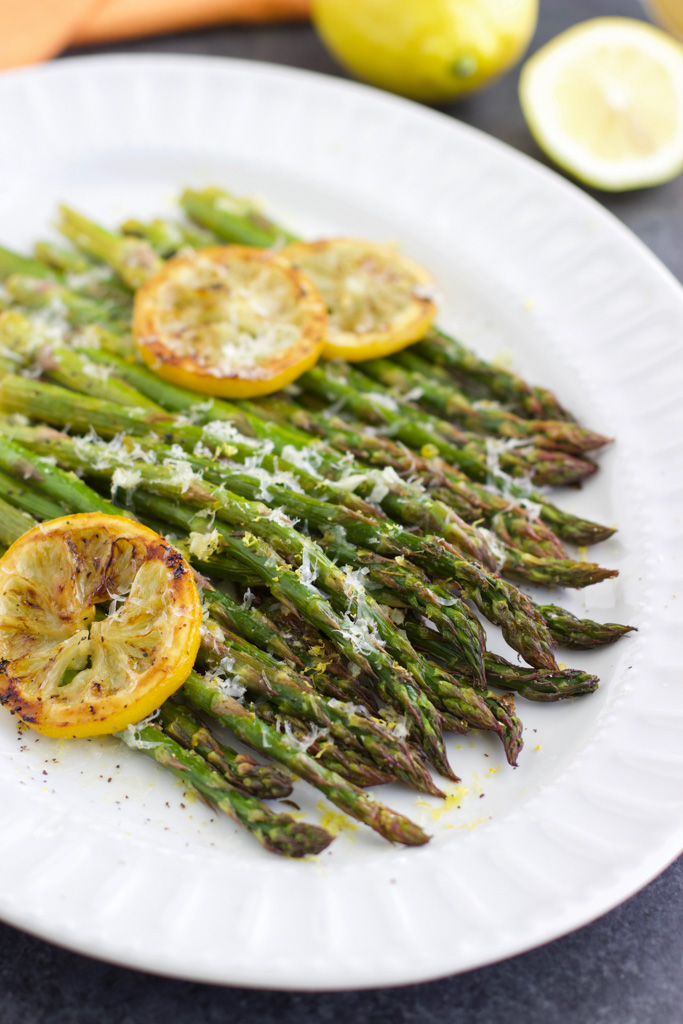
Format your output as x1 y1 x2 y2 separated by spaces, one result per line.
0 55 681 990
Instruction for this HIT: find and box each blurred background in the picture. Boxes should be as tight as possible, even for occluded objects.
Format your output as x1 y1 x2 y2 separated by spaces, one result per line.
1 0 680 277
0 1 681 1022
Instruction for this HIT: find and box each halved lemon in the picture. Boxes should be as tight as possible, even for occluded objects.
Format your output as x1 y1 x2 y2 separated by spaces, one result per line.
520 18 683 191
281 239 437 362
133 245 328 398
0 514 202 737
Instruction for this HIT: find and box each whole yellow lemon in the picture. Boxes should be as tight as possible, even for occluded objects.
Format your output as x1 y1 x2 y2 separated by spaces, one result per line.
312 0 538 103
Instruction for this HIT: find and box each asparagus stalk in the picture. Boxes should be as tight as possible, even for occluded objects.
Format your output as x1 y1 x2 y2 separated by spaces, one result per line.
181 187 298 247
3 408 557 671
202 587 302 666
159 701 294 800
362 353 609 454
258 395 615 552
0 469 440 805
500 545 617 589
72 344 614 549
247 701 397 788
300 361 597 488
40 346 163 411
33 241 92 275
538 604 636 649
0 493 36 547
0 429 453 781
4 274 131 333
55 205 162 289
536 502 618 548
120 722 333 857
121 217 217 257
0 245 56 281
198 623 444 794
254 395 573 558
0 434 123 518
404 622 600 701
181 672 430 846
483 653 599 700
0 467 66 522
482 692 523 764
414 325 575 422
257 596 379 699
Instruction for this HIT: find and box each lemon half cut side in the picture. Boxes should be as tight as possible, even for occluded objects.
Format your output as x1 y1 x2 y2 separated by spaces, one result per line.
0 514 202 737
520 18 683 191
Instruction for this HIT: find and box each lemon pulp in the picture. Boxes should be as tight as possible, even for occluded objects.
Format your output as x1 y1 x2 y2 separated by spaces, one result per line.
520 18 683 190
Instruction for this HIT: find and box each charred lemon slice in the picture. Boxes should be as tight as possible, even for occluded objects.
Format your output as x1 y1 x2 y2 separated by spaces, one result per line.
133 245 327 397
281 239 437 361
0 514 202 738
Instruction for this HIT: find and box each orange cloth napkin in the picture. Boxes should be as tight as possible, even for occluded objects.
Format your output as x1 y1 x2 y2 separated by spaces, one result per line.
646 0 683 39
0 0 311 71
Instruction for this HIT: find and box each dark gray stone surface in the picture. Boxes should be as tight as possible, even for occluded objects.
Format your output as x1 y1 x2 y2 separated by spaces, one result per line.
1 0 681 1020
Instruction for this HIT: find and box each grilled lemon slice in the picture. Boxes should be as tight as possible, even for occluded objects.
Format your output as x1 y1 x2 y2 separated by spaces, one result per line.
133 245 328 397
0 514 202 737
281 238 437 361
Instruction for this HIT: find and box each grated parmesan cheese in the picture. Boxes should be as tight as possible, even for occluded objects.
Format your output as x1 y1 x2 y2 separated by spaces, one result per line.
298 542 319 589
277 717 329 752
203 420 259 448
366 391 399 412
338 566 386 657
483 437 544 516
162 456 199 494
119 708 162 750
82 360 112 382
279 443 325 479
110 467 142 501
188 529 222 560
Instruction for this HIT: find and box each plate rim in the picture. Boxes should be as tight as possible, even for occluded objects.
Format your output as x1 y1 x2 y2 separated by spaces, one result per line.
0 51 681 990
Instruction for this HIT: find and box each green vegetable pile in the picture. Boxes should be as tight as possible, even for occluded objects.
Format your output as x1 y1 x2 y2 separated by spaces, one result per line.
0 188 634 856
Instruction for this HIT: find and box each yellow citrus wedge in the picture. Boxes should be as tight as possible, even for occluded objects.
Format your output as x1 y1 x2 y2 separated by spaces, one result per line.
133 246 328 398
0 514 202 737
281 239 437 362
520 18 683 191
